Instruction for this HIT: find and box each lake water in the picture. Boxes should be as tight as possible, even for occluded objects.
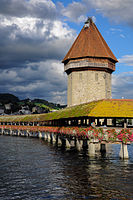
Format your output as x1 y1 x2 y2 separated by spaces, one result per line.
0 135 133 200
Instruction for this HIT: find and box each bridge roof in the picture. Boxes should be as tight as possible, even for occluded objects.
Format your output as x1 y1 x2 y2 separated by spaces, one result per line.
0 99 133 122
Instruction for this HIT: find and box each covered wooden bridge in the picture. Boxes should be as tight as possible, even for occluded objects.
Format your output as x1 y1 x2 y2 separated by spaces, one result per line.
0 99 133 128
0 99 133 160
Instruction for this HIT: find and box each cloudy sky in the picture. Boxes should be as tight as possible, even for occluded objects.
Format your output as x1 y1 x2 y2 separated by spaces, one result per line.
0 0 133 104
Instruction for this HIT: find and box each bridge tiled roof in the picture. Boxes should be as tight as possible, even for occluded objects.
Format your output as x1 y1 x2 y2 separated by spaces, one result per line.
0 99 133 122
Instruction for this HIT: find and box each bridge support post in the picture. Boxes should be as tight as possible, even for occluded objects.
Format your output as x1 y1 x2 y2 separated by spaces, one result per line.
57 136 62 146
70 140 75 148
88 142 95 157
47 133 51 142
45 132 48 140
17 129 20 136
83 139 88 150
38 131 42 139
65 138 71 149
26 130 29 137
41 132 44 139
76 139 83 151
51 133 56 144
45 133 48 140
119 143 129 159
44 132 47 140
100 143 106 157
12 130 14 136
1 127 4 135
95 143 100 152
10 129 12 136
100 144 106 153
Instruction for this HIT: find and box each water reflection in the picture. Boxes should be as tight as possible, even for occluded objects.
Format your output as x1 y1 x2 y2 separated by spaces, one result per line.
0 136 133 200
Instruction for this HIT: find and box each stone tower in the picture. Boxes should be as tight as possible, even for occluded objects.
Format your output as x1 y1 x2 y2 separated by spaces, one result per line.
62 18 118 107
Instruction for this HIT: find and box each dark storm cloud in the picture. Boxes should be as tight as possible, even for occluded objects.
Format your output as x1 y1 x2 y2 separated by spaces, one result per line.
0 17 74 69
0 0 75 103
0 0 57 19
0 60 67 103
0 0 74 69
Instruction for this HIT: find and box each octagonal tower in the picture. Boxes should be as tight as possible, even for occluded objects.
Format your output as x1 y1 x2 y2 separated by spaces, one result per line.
62 18 118 107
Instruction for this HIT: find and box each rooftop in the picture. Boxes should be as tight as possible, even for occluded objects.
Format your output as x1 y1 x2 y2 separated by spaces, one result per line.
62 18 118 64
0 99 133 122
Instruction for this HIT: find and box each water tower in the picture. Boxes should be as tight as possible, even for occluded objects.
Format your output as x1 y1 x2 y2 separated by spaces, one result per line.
62 18 118 106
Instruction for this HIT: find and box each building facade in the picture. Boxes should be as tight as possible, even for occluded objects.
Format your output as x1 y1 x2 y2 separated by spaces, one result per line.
62 18 118 107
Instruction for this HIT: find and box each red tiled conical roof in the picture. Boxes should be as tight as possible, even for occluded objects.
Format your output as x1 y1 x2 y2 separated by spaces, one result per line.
62 18 118 63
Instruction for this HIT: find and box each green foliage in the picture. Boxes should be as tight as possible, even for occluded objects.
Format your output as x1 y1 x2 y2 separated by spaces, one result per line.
0 93 66 114
0 93 19 104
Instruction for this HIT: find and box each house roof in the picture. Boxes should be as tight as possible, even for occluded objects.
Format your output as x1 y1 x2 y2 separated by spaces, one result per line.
62 18 118 63
0 99 133 122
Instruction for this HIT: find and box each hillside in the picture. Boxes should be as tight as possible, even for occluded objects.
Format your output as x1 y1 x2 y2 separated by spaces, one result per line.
0 93 19 104
0 93 66 114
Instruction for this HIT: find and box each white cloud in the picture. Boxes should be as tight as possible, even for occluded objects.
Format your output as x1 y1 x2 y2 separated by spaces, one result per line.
0 15 74 40
62 0 133 27
0 60 67 104
51 91 67 104
0 14 75 69
84 0 133 26
61 1 88 23
119 55 133 66
120 34 125 38
112 72 133 99
0 0 78 103
109 28 126 39
0 69 22 83
110 28 122 32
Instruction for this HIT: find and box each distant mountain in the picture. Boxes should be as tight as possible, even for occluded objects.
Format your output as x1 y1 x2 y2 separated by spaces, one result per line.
0 93 66 114
0 93 19 104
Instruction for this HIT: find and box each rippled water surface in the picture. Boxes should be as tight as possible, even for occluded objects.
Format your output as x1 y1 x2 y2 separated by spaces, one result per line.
0 135 133 200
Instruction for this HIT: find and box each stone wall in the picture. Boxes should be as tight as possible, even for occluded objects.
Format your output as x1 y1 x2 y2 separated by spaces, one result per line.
67 70 112 106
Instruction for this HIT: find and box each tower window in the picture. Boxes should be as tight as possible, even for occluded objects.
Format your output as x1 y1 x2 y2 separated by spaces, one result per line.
95 73 98 81
79 73 82 81
103 73 106 79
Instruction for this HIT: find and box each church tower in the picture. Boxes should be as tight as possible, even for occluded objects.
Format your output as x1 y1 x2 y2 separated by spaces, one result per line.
62 18 118 107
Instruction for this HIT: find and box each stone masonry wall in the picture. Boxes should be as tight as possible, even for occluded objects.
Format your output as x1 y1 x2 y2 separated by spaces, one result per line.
67 70 112 106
